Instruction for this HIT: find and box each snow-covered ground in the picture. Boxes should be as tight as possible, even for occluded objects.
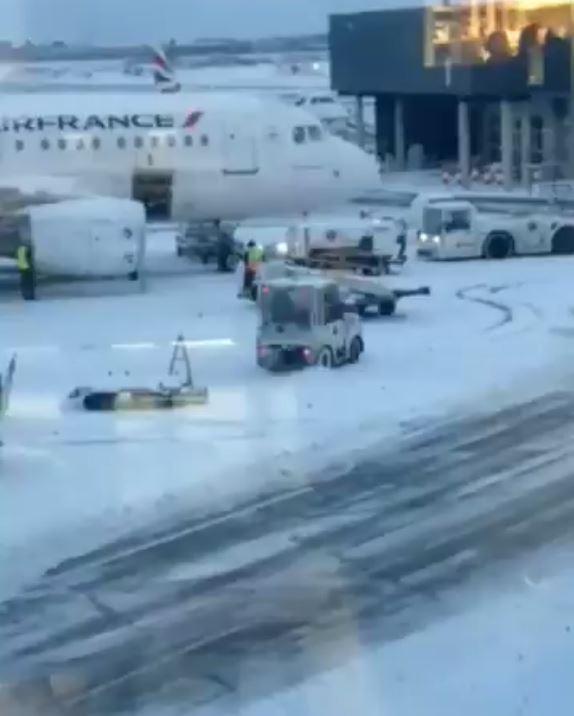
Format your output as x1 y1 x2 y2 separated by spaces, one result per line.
4 230 574 713
189 543 574 716
3 232 574 598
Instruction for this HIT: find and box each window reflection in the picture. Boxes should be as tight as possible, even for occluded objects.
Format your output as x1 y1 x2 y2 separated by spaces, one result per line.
424 0 572 71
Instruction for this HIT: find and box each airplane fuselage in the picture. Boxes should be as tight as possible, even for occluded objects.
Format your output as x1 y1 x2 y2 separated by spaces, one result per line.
0 92 378 223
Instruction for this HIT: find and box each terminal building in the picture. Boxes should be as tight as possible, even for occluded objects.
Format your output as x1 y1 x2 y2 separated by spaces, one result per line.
329 0 573 188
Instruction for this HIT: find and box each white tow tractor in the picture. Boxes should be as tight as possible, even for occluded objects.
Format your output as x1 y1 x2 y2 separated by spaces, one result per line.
417 199 574 260
256 275 364 371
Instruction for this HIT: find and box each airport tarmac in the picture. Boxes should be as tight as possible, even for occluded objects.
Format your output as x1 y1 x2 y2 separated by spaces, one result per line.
3 235 574 714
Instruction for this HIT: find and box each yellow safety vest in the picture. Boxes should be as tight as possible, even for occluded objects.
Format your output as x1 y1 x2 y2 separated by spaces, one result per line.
247 246 263 270
16 246 30 271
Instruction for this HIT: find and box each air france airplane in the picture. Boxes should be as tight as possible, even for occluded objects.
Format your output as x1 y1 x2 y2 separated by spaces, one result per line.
0 91 378 223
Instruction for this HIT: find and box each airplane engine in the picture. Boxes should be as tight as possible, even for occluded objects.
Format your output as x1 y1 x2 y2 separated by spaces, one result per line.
23 198 145 278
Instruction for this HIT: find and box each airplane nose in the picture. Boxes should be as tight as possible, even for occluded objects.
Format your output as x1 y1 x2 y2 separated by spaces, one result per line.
333 138 380 193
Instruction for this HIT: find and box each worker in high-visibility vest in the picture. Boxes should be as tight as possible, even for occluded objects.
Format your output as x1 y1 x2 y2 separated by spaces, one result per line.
242 240 264 295
16 243 36 301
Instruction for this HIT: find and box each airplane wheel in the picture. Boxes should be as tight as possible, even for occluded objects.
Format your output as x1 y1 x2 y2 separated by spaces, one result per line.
128 271 139 281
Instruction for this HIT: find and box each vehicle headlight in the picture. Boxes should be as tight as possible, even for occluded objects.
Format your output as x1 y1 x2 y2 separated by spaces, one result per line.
432 235 441 244
302 347 315 364
276 241 289 255
419 232 428 243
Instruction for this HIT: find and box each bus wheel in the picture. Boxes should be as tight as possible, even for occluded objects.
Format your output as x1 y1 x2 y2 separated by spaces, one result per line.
483 232 514 259
552 226 574 255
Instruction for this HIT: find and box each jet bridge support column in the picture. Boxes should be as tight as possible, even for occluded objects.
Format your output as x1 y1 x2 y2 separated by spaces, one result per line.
354 95 366 149
521 103 532 190
394 97 406 171
500 100 514 190
457 99 471 187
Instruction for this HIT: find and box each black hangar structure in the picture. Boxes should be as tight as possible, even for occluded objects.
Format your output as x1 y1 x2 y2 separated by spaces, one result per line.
329 2 573 187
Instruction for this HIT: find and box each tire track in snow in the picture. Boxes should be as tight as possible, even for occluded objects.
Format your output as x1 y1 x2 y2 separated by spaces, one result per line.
456 283 514 331
456 283 545 335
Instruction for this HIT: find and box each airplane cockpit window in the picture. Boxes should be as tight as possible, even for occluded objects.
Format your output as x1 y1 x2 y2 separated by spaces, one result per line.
117 137 126 149
184 135 193 147
15 140 24 152
40 139 50 151
307 125 323 141
293 126 306 144
200 134 209 147
134 136 144 149
58 139 67 151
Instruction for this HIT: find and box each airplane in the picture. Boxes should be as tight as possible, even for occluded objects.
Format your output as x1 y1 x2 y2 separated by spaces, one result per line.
150 46 181 94
0 87 380 279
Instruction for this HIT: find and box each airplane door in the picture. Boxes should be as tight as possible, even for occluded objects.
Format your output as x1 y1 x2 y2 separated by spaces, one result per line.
222 124 258 175
132 171 173 220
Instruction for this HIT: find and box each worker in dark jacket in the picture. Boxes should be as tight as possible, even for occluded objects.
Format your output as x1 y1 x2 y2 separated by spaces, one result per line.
16 243 36 301
396 218 407 262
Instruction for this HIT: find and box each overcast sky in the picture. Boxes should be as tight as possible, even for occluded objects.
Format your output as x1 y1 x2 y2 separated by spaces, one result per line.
3 0 408 45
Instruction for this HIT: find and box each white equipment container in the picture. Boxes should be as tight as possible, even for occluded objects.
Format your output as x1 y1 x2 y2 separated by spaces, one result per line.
24 197 146 277
287 217 398 259
234 215 399 261
417 199 574 260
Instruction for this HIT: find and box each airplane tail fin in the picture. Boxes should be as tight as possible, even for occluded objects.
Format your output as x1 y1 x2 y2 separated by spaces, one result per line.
150 46 181 93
